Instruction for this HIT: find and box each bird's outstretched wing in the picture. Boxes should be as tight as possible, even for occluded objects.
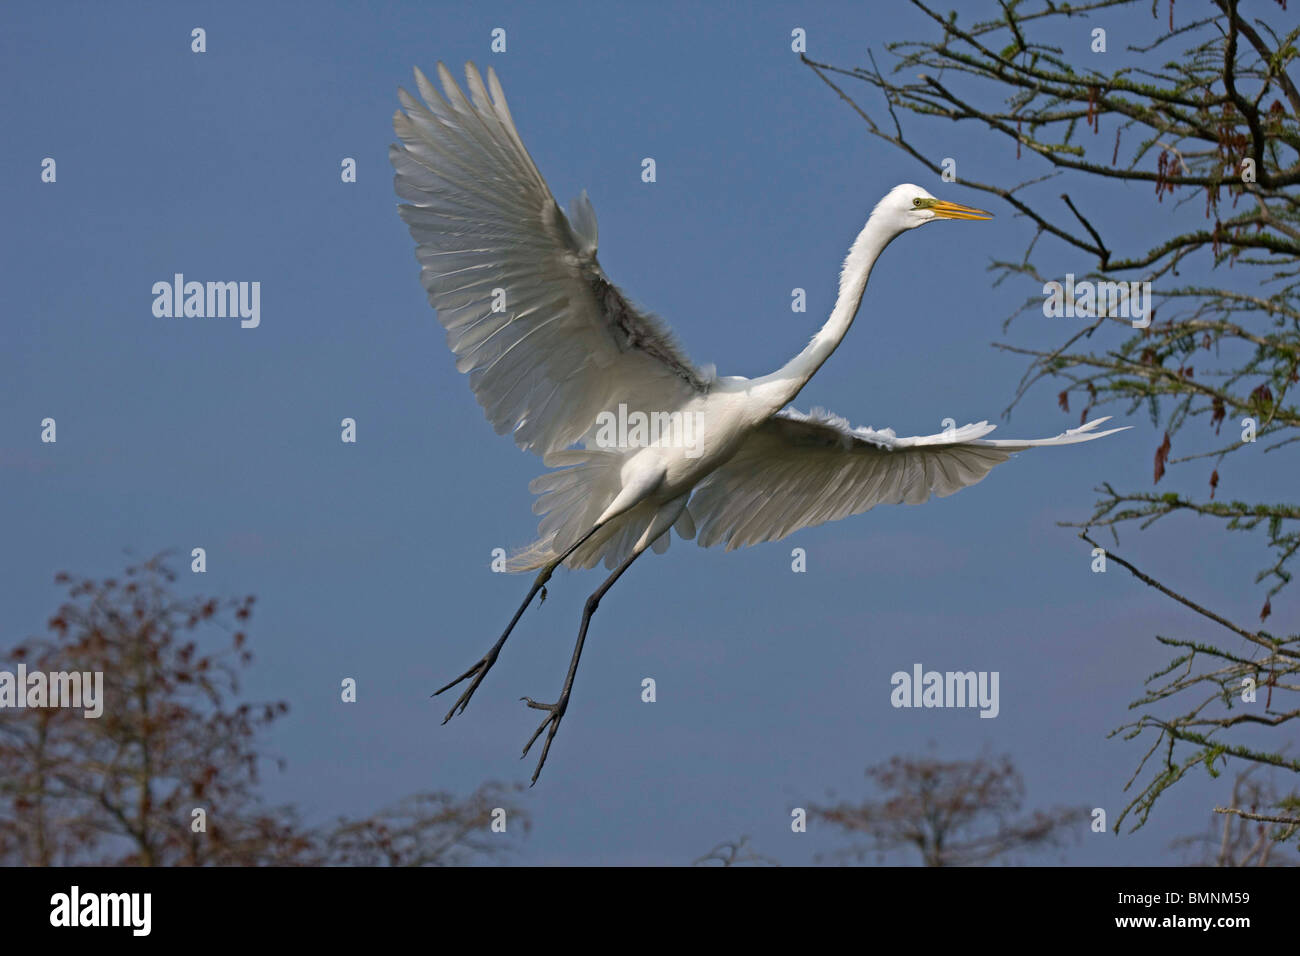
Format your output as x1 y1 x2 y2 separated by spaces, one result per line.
688 407 1129 550
390 62 710 457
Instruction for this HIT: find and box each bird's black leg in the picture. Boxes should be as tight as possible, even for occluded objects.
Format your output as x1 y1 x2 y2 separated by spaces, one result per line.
520 540 648 785
434 523 604 722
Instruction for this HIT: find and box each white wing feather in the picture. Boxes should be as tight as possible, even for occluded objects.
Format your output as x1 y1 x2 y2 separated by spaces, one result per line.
689 408 1129 550
390 62 709 457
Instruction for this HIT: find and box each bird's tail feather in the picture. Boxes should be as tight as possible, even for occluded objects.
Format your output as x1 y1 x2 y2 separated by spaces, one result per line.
504 448 623 572
505 448 685 572
504 538 559 573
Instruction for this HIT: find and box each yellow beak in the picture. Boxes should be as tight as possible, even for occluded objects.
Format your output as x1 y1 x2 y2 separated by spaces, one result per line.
930 199 993 221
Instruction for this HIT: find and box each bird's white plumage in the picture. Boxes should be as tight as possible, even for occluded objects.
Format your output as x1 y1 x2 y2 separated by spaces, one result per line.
688 409 1127 550
395 63 1134 784
391 63 710 458
390 63 1129 573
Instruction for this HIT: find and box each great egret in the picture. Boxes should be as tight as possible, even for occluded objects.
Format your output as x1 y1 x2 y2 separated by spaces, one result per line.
390 62 1126 783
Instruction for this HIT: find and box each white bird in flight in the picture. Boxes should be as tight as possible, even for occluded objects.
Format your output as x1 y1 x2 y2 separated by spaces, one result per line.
390 62 1127 783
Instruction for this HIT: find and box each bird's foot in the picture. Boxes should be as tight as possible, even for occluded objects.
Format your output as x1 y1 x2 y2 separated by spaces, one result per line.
520 695 568 786
432 646 501 723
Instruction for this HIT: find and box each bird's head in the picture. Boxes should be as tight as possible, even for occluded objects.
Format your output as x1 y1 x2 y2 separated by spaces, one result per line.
874 183 993 234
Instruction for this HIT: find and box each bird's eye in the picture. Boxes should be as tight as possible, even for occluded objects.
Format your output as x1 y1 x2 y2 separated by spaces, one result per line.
913 198 922 207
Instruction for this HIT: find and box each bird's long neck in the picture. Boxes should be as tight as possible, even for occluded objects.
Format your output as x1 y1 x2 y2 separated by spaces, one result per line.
753 215 897 412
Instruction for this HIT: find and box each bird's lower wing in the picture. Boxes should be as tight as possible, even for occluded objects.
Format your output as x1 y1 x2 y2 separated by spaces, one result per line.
390 63 710 458
688 407 1128 551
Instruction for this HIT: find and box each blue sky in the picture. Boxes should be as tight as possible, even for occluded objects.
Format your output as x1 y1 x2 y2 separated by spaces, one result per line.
1 0 1286 864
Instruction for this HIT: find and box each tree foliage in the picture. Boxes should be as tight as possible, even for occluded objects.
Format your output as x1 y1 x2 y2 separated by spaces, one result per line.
812 752 1086 865
803 0 1298 838
0 556 525 866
